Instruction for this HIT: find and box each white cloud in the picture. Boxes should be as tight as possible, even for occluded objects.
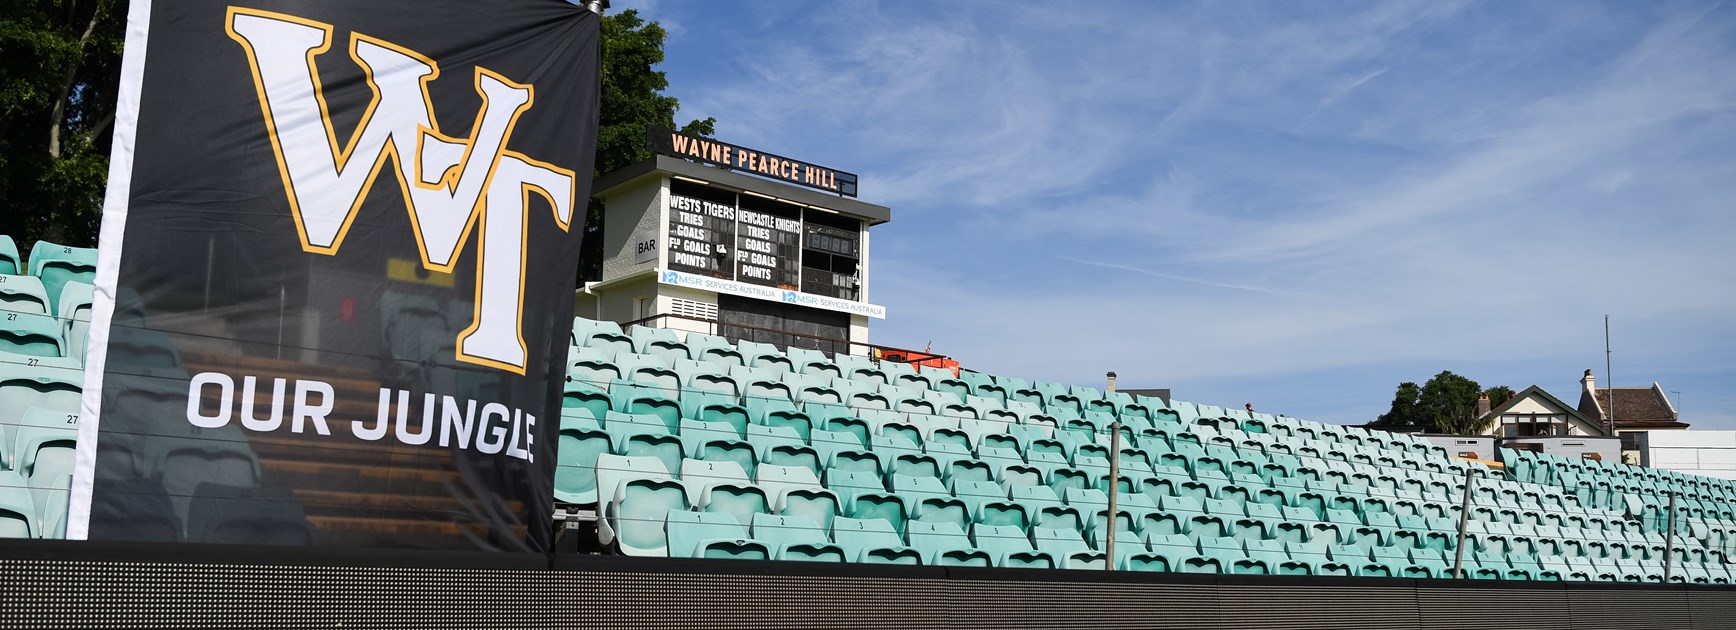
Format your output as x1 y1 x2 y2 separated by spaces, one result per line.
656 1 1736 426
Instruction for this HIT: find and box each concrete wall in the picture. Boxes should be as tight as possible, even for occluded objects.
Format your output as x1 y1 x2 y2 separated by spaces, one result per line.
1421 435 1495 461
1640 431 1736 481
1498 436 1622 463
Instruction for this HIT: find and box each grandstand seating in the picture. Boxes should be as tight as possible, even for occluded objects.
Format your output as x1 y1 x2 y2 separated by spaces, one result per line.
555 315 1736 583
0 238 289 543
3 231 1734 587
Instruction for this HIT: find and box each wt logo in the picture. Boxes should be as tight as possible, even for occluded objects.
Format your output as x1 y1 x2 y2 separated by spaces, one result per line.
227 7 576 374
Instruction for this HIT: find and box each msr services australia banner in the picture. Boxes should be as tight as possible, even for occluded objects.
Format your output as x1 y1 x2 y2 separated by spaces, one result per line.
67 0 599 552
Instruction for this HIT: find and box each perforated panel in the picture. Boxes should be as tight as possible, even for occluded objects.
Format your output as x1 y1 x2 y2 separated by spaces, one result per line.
4 555 1736 630
1221 584 1422 630
1416 585 1571 630
0 559 558 629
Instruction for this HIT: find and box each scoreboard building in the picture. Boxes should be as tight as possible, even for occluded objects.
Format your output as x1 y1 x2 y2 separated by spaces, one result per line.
579 129 891 355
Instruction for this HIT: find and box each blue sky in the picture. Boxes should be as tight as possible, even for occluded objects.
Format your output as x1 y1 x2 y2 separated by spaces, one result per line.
630 0 1736 428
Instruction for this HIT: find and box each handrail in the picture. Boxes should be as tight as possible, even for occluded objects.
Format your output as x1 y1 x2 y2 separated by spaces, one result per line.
617 312 949 365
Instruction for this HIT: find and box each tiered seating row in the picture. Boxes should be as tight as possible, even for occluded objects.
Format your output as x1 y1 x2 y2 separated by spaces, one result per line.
558 317 1736 583
0 236 97 538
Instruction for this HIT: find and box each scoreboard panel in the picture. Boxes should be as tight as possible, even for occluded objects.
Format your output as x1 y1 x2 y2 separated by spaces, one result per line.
666 184 736 277
666 179 863 301
736 195 803 290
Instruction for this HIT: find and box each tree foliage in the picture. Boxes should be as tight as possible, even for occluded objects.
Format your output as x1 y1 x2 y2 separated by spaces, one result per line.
0 0 125 249
1373 371 1501 434
594 9 714 177
1 3 705 283
1484 385 1515 409
1419 370 1486 435
1373 381 1423 427
580 9 715 282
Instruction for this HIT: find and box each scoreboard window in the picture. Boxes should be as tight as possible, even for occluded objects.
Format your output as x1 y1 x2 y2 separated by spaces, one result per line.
736 194 803 290
802 213 862 300
667 180 736 278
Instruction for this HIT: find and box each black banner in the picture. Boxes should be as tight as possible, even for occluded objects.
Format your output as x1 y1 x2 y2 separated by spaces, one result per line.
648 127 859 197
72 0 599 552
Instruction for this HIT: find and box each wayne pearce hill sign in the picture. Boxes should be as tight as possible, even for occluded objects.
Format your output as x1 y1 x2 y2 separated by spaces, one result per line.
647 128 859 197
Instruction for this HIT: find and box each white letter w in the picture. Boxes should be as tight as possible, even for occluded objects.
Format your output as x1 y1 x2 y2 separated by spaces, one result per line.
228 7 524 271
226 7 576 374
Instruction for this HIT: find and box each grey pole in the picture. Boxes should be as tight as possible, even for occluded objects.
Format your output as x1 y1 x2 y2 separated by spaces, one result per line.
583 0 608 15
1450 468 1476 579
1102 371 1120 571
1105 416 1122 571
1605 316 1615 436
1663 491 1678 583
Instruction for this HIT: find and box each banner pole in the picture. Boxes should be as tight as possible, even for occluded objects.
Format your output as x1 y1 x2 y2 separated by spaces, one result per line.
1450 468 1475 579
1663 491 1677 583
1105 417 1121 571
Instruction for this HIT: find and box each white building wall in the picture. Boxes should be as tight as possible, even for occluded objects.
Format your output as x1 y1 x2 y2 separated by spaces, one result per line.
596 276 657 325
1506 398 1555 414
849 314 870 355
599 177 664 283
1640 430 1736 480
658 285 718 338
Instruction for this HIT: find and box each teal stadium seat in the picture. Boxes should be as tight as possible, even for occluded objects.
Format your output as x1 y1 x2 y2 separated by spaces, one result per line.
832 516 921 564
0 237 20 276
555 413 611 504
627 325 687 364
0 360 82 451
602 475 689 556
971 523 1055 568
666 509 764 559
55 282 94 361
0 275 51 316
752 513 844 561
1032 526 1107 569
0 312 66 358
0 471 37 538
12 414 76 516
26 241 96 310
907 521 994 566
678 334 738 368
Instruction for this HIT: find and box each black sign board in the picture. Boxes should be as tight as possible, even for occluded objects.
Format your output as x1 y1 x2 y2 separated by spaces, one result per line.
73 0 600 552
667 189 736 277
735 197 802 289
647 127 859 197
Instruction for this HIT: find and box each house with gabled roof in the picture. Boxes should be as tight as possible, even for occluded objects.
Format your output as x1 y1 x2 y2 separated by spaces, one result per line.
1480 384 1609 438
1574 369 1689 434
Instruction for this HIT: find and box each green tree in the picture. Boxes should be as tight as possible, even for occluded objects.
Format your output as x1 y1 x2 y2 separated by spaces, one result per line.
1483 385 1515 409
1374 372 1504 434
1419 370 1487 435
0 0 125 250
2 3 706 282
1372 381 1423 427
579 8 716 282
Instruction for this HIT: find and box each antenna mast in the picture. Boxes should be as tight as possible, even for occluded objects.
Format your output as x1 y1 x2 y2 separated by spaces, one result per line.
1604 315 1614 436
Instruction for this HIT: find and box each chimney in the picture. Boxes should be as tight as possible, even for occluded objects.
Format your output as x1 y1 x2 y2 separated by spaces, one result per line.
1476 393 1491 418
1581 368 1602 416
1583 368 1613 436
1105 371 1117 393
